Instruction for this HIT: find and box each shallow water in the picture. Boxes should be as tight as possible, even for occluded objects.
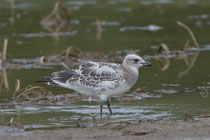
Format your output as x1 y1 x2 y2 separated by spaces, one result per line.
0 0 210 129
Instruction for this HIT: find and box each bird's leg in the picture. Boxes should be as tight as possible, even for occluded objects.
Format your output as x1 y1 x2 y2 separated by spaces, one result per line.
100 101 103 119
107 99 112 115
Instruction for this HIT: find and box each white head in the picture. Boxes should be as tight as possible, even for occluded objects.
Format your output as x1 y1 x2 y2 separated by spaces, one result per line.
122 54 152 69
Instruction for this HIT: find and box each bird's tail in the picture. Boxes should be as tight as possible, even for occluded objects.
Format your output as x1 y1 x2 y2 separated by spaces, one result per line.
36 76 58 86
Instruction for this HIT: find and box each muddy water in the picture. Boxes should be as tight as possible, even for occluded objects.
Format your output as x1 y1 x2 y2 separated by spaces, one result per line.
0 0 210 129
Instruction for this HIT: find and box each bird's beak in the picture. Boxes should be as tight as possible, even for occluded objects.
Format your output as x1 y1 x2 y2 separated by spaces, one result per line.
142 62 152 67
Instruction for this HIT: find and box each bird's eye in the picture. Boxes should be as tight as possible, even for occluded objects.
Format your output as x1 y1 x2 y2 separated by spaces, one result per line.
132 59 139 63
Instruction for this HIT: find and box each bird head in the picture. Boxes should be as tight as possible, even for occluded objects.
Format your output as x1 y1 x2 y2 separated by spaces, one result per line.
122 54 152 69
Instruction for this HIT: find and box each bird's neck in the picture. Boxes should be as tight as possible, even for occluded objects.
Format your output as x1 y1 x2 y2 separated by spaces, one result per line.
123 65 139 86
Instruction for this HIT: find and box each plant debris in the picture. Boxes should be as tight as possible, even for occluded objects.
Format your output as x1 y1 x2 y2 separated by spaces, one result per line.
41 1 71 39
77 113 97 128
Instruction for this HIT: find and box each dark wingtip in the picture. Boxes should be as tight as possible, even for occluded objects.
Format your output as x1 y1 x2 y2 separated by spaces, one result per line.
36 76 52 81
36 76 58 86
35 76 50 83
35 80 47 83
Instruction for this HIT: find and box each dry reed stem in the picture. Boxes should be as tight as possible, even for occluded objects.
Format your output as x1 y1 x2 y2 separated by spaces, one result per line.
157 43 170 55
184 113 194 121
65 46 83 57
1 70 9 102
43 2 63 23
156 44 170 71
96 19 102 32
177 21 200 50
183 40 191 53
47 98 57 103
61 62 71 70
65 47 71 60
200 87 208 98
133 87 150 94
2 39 8 66
176 21 200 78
41 2 71 40
8 117 14 126
77 113 97 127
9 0 15 23
0 40 9 100
65 47 74 63
13 79 20 98
39 56 46 64
42 2 71 25
17 86 44 97
119 94 133 101
7 117 24 128
29 97 40 102
14 85 52 103
176 40 190 59
96 19 102 40
2 70 9 90
201 113 210 118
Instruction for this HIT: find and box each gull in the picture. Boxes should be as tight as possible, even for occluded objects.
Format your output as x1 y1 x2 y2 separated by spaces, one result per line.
37 54 152 118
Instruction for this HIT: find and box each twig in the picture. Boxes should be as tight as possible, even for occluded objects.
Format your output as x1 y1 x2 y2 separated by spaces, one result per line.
156 44 170 71
177 21 200 51
39 56 46 64
7 117 24 128
2 39 8 66
9 0 15 23
96 19 102 32
157 43 170 55
183 40 191 65
47 97 57 103
17 86 43 97
77 113 97 127
200 87 208 98
29 97 40 102
62 62 71 70
13 79 20 98
183 40 191 53
176 21 200 78
1 69 9 102
184 113 194 121
0 40 9 102
96 19 103 40
42 2 71 26
8 117 14 126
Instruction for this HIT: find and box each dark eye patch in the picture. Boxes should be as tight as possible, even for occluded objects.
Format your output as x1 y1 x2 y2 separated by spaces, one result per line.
133 59 139 63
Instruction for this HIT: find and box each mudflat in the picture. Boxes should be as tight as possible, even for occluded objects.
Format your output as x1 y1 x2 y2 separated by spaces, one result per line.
1 117 210 140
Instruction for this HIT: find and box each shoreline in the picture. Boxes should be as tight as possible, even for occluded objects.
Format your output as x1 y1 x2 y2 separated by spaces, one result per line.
1 117 210 140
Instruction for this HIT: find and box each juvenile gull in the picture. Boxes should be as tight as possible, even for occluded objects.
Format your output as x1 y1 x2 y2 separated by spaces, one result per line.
37 54 152 118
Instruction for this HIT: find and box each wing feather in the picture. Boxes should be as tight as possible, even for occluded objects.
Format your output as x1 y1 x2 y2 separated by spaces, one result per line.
78 61 122 81
70 61 123 88
51 61 123 89
52 69 76 84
